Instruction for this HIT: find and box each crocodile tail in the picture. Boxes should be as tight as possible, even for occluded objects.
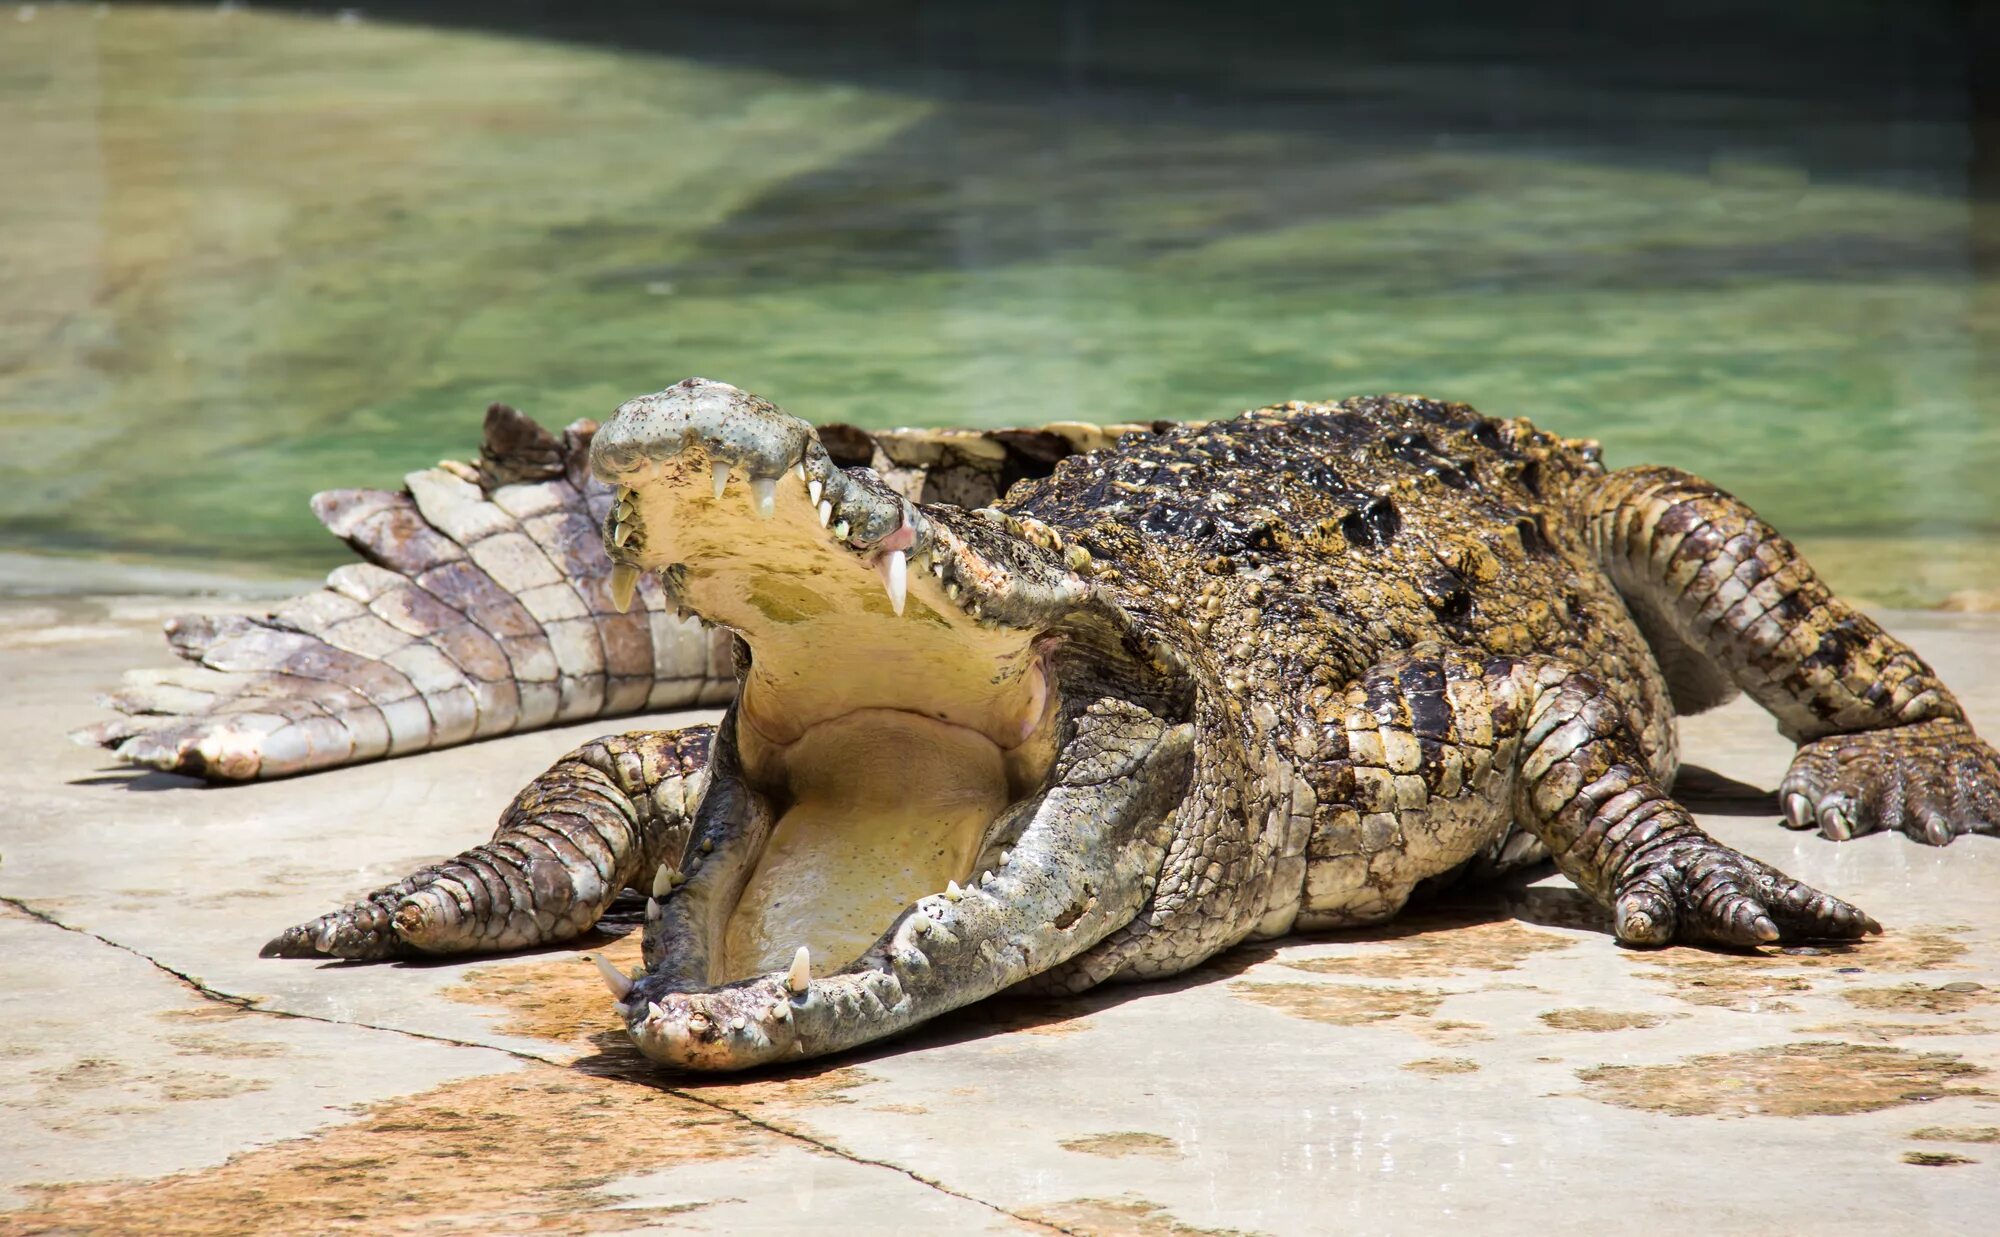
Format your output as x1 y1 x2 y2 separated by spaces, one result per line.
72 404 736 780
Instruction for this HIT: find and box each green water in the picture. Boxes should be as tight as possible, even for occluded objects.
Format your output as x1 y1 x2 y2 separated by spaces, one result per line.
3 4 1995 604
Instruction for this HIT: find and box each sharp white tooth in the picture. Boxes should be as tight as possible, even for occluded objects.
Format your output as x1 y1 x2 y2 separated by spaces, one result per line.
999 849 1012 866
645 897 662 922
609 564 639 613
980 870 995 887
944 880 964 901
787 945 812 994
612 498 634 521
879 549 908 616
647 1000 667 1023
590 954 633 999
817 500 833 527
711 460 730 499
750 477 776 519
611 520 634 547
652 863 677 898
909 913 933 936
808 478 824 506
729 1016 748 1032
833 519 850 540
772 1001 792 1021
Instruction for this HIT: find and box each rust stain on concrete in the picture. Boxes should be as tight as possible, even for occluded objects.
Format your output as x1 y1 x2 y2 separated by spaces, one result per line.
1576 1041 1988 1117
1229 981 1446 1027
1628 927 1974 1014
1909 1126 2000 1144
4 1064 767 1235
1539 1008 1668 1032
1278 911 1576 979
1843 983 1993 1016
1903 1151 1978 1167
1401 1057 1480 1075
1060 1131 1183 1159
1026 1195 1259 1236
443 932 646 1052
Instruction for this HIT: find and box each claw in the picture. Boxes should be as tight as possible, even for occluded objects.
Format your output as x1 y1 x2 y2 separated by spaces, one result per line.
1922 813 1955 847
1819 804 1854 841
1782 792 1816 830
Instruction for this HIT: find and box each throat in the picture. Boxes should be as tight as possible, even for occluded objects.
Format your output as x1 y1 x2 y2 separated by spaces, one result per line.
719 710 1011 983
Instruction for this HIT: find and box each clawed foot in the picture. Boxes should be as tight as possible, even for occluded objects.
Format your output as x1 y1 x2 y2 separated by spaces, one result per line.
1613 837 1881 948
1779 718 2000 846
262 886 418 960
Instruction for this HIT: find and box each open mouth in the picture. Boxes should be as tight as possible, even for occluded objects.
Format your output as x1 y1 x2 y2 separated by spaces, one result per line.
586 379 1185 1069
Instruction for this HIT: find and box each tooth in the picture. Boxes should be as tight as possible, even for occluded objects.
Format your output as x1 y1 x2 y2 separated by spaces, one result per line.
729 1016 748 1032
647 1001 666 1023
590 954 633 999
750 477 776 519
711 460 730 499
652 863 677 897
772 1002 792 1022
833 519 850 540
999 849 1011 866
909 913 933 936
945 582 962 603
645 897 662 922
808 478 824 506
787 945 812 994
879 550 908 616
611 520 634 547
980 870 995 887
817 500 833 527
612 498 634 521
794 462 807 481
609 564 639 613
944 880 964 901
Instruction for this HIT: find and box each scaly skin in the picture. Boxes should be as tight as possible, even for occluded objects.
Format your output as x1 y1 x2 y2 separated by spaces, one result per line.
111 380 1998 1072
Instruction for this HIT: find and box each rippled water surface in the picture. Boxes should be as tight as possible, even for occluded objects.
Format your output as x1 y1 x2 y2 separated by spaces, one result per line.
3 4 1994 603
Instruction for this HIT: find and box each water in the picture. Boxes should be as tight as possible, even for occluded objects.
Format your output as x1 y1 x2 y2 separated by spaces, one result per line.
3 2 1994 604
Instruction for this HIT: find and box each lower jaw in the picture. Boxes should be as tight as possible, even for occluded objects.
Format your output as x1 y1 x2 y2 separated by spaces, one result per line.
714 708 1018 983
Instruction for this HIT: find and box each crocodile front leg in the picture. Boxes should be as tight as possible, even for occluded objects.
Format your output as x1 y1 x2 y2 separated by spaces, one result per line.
262 725 711 958
610 699 1192 1071
1299 648 1879 947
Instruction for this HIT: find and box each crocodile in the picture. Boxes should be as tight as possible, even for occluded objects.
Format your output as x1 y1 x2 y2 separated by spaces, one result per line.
82 379 2000 1071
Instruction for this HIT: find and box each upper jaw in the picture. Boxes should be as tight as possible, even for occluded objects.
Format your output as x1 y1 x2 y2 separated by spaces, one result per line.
587 380 1105 738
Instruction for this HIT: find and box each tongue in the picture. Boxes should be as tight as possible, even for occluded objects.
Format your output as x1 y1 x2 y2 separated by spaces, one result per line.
719 710 1009 982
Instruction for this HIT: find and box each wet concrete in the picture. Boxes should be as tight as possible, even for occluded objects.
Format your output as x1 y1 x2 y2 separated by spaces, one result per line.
2 598 1998 1234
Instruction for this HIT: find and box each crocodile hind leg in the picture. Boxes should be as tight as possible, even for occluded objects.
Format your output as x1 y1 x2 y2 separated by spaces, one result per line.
1298 648 1876 946
1585 467 2000 844
262 725 711 959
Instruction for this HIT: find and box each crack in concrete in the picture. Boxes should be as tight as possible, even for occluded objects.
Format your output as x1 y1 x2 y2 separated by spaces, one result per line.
0 897 1071 1235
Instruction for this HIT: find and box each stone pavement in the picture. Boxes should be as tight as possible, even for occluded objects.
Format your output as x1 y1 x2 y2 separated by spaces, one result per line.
2 595 1997 1235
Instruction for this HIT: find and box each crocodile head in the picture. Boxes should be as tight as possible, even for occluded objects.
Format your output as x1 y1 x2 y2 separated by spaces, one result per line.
589 378 1195 1068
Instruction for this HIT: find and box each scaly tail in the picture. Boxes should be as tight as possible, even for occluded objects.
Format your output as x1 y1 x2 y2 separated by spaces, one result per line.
73 405 735 779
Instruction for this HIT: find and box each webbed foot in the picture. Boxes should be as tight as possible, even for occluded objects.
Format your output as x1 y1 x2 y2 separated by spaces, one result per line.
1778 718 2000 845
